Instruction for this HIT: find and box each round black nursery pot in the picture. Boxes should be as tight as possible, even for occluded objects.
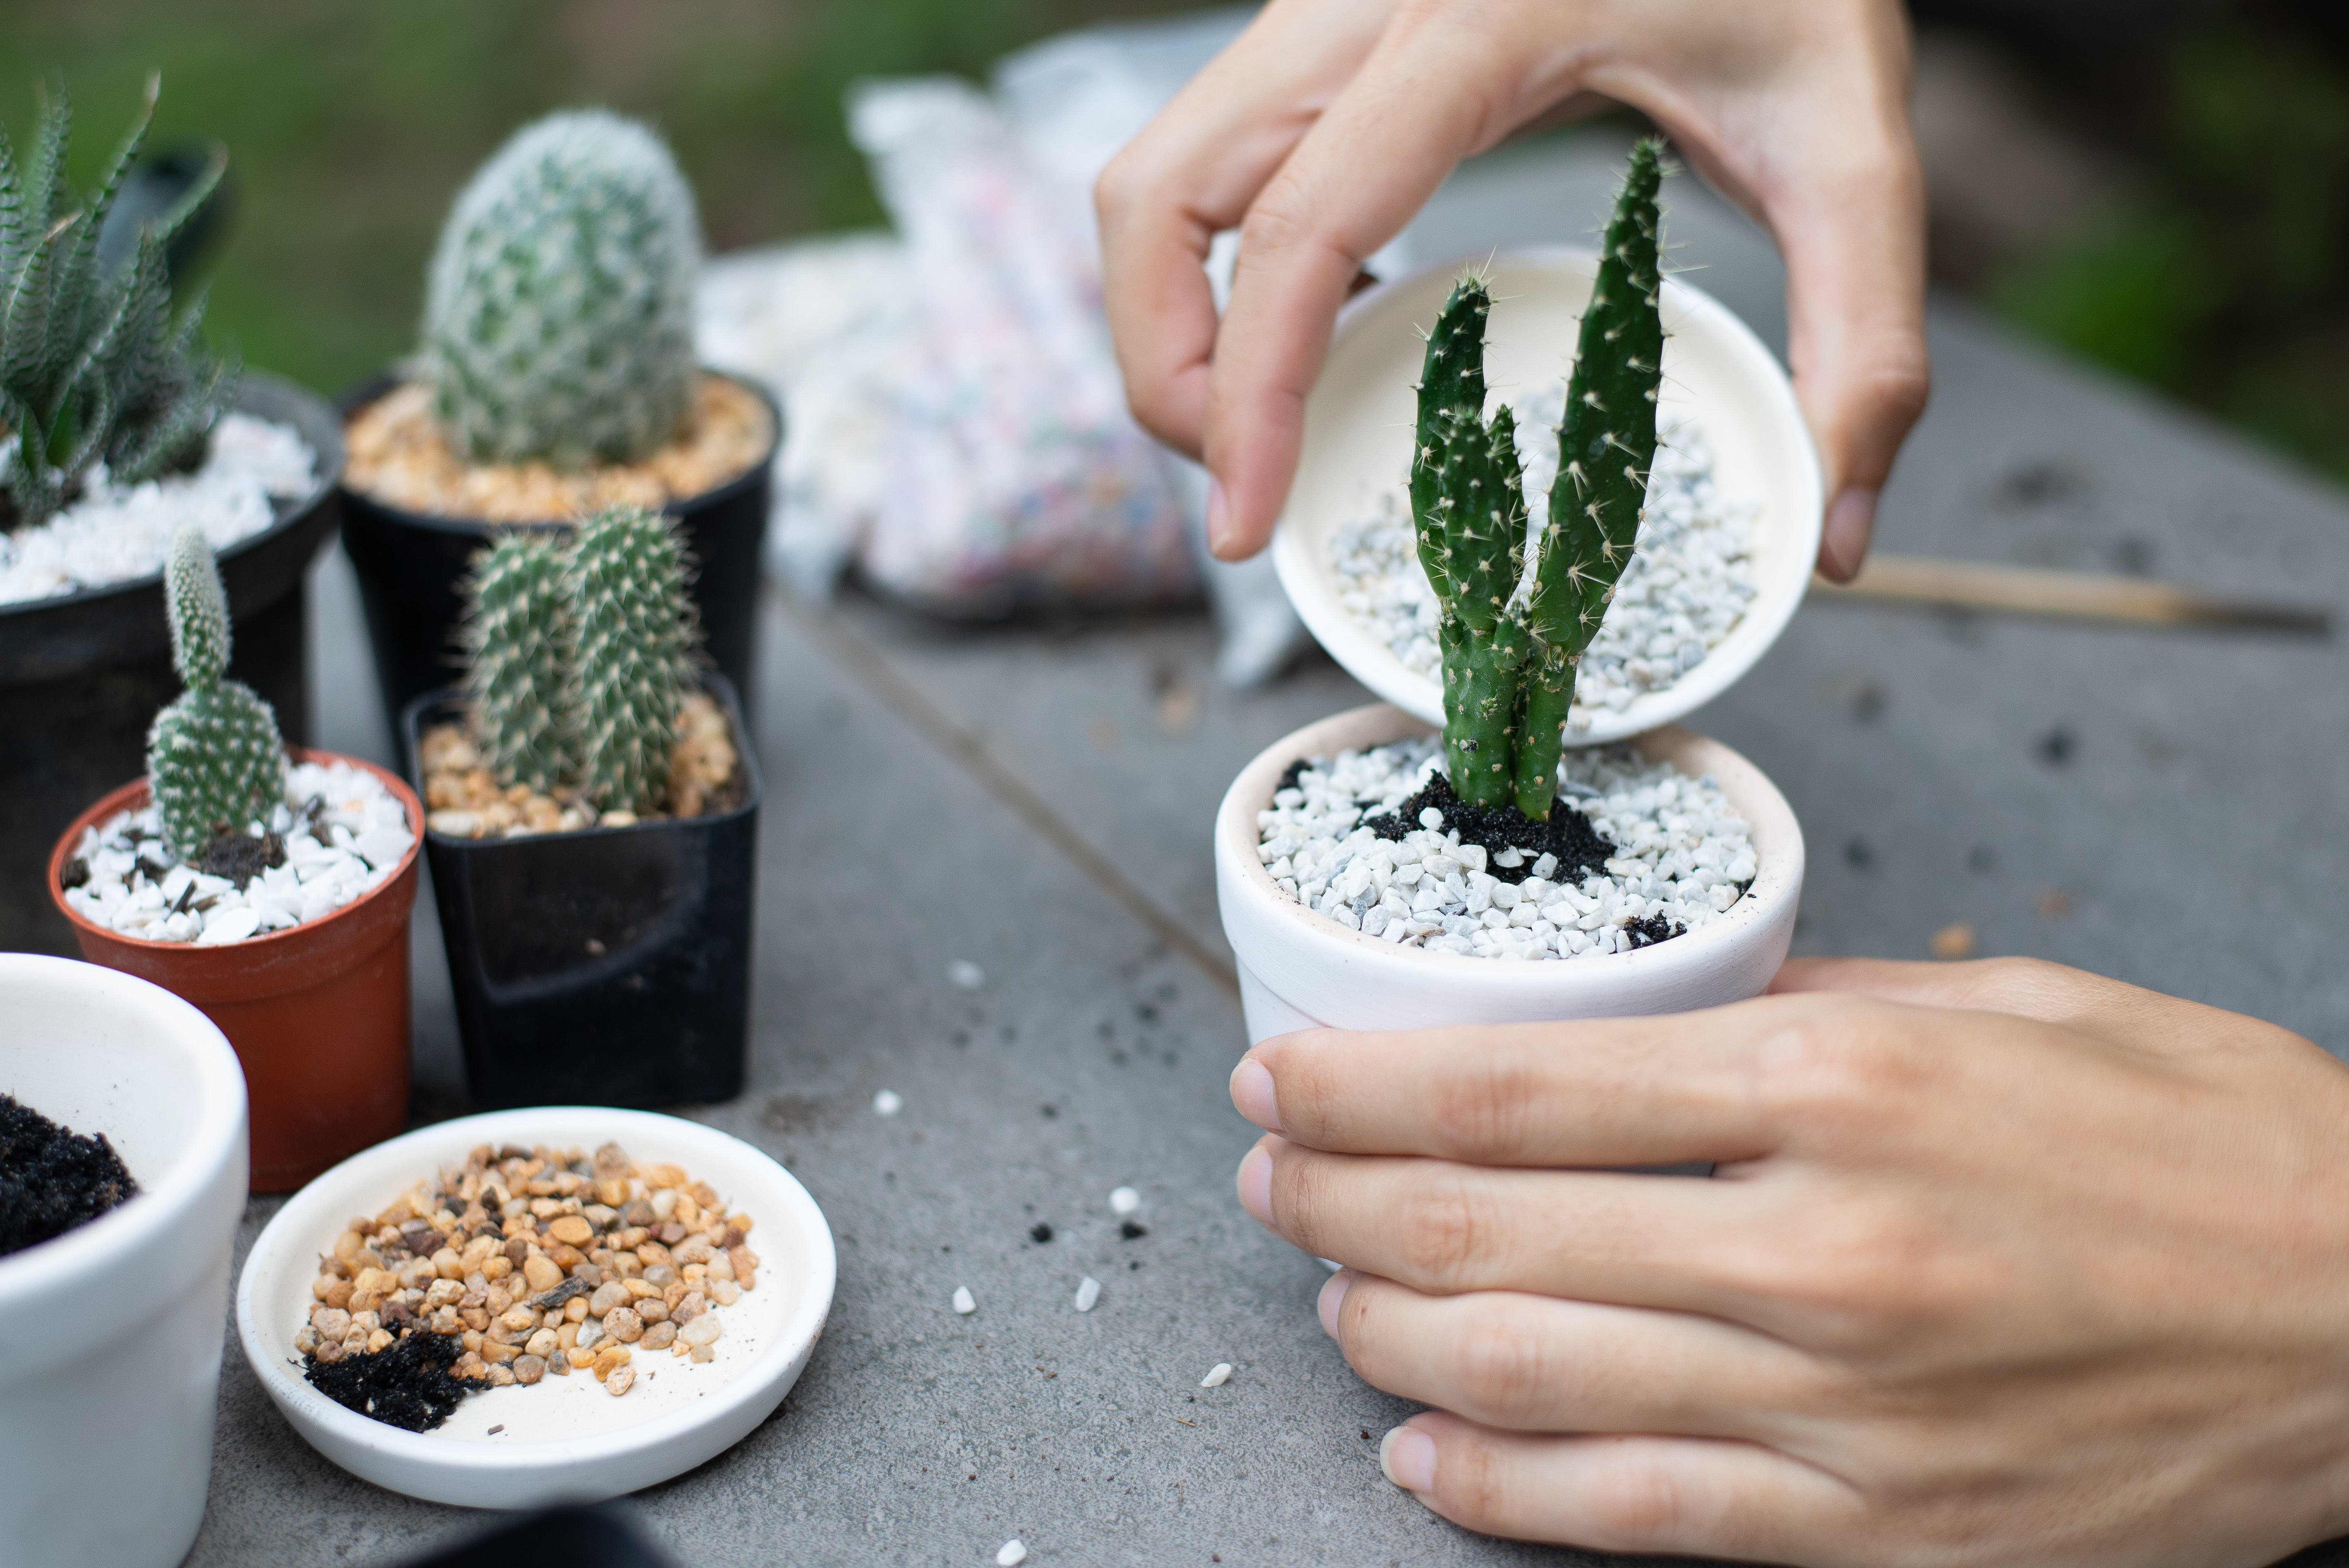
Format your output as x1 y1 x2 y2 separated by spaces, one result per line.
402 672 761 1111
343 371 779 768
0 372 343 956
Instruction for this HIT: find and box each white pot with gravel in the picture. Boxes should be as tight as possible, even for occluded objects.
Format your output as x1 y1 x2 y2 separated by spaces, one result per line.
1215 703 1803 1043
0 954 250 1568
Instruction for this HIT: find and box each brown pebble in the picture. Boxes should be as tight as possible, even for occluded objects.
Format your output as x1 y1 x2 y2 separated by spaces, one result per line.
727 1246 757 1292
590 1345 631 1381
549 1215 594 1247
589 1281 630 1316
366 1328 395 1354
482 1339 517 1365
636 1297 669 1325
481 1256 512 1282
549 1243 585 1271
512 1355 546 1385
525 1328 559 1360
639 1320 677 1351
658 1222 688 1246
498 1307 537 1334
315 1340 346 1364
622 1278 660 1301
635 1241 671 1268
605 1363 636 1397
565 1346 597 1369
325 1280 355 1310
564 1298 590 1323
484 1363 516 1387
671 1291 706 1323
521 1254 564 1293
604 1308 645 1343
502 1237 529 1266
451 1351 487 1380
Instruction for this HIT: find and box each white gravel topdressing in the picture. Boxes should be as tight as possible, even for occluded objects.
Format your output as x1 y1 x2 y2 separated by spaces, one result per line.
1257 738 1756 960
1331 398 1756 731
62 757 415 945
0 413 318 605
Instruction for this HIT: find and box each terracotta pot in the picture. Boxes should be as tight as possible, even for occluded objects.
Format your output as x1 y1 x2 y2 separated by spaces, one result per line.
48 749 421 1192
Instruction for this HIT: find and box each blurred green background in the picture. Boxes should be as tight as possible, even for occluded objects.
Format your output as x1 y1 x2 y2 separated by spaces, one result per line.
5 0 2345 484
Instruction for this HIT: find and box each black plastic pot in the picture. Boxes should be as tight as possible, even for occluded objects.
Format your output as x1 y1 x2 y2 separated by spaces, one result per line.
402 672 760 1110
343 370 778 766
0 372 343 955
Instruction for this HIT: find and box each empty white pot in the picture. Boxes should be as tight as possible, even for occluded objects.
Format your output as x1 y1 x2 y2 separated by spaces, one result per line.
1215 704 1804 1044
0 954 249 1568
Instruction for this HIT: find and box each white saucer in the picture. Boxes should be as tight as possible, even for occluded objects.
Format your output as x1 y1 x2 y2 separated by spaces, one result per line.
235 1107 835 1508
1270 246 1822 745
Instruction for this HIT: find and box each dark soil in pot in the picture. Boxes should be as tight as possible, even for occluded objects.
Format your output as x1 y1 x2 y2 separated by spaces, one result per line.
402 672 761 1111
343 371 778 769
0 372 343 955
0 1093 140 1256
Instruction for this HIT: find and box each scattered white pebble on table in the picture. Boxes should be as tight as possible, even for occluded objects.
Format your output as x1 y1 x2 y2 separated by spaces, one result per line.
1200 1362 1233 1388
1073 1276 1101 1313
61 757 415 945
1257 737 1757 961
0 414 318 604
952 1286 976 1316
1329 402 1757 729
1108 1186 1140 1216
873 1090 903 1117
997 1541 1028 1567
948 959 985 989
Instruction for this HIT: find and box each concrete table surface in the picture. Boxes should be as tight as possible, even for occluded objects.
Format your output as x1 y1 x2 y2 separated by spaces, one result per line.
189 136 2349 1567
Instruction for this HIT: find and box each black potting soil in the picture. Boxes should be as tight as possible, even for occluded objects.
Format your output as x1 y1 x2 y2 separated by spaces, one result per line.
302 1330 477 1433
198 828 288 888
1364 772 1618 886
0 1093 140 1257
1625 913 1686 948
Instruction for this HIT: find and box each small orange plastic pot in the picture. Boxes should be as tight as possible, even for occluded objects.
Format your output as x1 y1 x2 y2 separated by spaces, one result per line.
48 750 420 1193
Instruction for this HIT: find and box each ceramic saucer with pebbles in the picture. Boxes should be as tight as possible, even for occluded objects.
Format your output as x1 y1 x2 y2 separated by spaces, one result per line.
235 1108 834 1507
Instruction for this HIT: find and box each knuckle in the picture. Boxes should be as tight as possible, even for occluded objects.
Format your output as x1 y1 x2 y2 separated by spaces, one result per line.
1448 1304 1554 1425
1580 1445 1699 1545
1390 1168 1489 1290
1426 1052 1538 1157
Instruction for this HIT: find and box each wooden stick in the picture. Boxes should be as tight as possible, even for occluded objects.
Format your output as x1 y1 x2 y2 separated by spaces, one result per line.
1811 553 2331 635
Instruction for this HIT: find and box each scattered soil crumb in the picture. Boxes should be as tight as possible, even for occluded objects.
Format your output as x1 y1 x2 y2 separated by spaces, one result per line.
303 1328 475 1432
0 1093 139 1256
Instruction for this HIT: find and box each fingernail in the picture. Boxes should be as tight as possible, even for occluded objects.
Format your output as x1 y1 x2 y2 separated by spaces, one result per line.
1230 1058 1282 1131
1236 1140 1277 1229
1206 477 1232 556
1316 1269 1351 1338
1379 1425 1436 1493
1819 488 1878 581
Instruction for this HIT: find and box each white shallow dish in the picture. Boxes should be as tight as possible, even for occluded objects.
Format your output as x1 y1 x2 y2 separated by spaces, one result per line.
236 1107 835 1508
1271 246 1822 744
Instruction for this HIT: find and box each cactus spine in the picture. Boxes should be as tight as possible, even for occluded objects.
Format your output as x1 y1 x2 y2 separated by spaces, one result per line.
146 525 285 859
564 505 698 813
460 531 575 794
421 110 702 470
1411 138 1666 819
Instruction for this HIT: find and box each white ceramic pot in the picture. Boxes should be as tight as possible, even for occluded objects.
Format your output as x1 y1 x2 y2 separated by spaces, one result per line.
1271 246 1822 746
0 954 250 1568
237 1106 836 1508
1215 705 1804 1044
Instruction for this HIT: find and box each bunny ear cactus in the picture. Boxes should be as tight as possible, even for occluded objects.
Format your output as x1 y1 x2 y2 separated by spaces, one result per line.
460 530 575 794
1411 138 1667 820
146 525 286 860
566 504 699 814
422 109 702 470
0 74 237 527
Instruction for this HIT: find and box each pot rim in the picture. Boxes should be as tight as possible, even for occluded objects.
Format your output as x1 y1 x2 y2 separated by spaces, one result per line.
47 747 426 956
1216 702 1804 982
334 366 781 537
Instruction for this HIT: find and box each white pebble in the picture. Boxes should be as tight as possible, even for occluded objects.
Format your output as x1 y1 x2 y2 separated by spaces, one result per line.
997 1542 1028 1567
1108 1186 1140 1216
952 1286 976 1316
873 1090 903 1117
1073 1276 1101 1313
949 959 985 989
1200 1363 1233 1388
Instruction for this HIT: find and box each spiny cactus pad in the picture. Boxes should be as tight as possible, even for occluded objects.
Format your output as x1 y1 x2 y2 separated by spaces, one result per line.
422 109 702 469
461 531 575 794
1411 139 1667 819
147 526 284 859
565 504 699 813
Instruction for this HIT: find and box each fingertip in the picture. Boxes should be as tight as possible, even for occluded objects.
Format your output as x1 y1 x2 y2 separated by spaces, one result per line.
1229 1056 1282 1132
1236 1137 1280 1229
1816 488 1877 582
1315 1267 1351 1338
1379 1423 1437 1493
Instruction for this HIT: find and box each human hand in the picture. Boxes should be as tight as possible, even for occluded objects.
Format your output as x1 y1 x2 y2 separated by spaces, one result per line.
1228 957 2349 1564
1096 0 1930 580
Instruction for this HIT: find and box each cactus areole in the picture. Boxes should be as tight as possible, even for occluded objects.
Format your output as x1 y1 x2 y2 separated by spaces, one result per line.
1411 139 1666 820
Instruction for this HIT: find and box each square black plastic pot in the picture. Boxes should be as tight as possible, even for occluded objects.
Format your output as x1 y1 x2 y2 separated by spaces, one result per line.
402 673 760 1110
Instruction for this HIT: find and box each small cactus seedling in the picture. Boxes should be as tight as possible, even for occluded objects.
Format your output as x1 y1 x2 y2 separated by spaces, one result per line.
421 109 702 470
564 504 699 813
460 530 575 794
1412 138 1666 819
146 525 285 860
0 75 237 526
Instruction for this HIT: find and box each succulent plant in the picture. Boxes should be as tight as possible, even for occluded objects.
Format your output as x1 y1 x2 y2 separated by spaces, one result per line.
146 525 285 859
421 109 702 470
1413 138 1667 819
564 504 699 813
460 529 574 794
0 74 237 527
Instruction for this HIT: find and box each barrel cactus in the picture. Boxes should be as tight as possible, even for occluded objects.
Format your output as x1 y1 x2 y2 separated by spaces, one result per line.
421 109 702 470
460 530 575 794
564 504 699 813
0 75 237 527
1413 138 1667 819
146 525 285 859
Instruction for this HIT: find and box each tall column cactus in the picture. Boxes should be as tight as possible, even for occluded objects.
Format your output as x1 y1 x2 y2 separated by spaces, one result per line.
146 525 286 859
460 530 574 793
421 110 702 470
565 504 699 813
1411 138 1667 820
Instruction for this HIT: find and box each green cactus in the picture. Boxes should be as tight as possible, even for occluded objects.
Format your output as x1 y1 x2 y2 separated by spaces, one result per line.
0 74 237 527
460 530 575 794
564 504 698 813
146 525 285 860
421 109 702 470
1412 138 1667 819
